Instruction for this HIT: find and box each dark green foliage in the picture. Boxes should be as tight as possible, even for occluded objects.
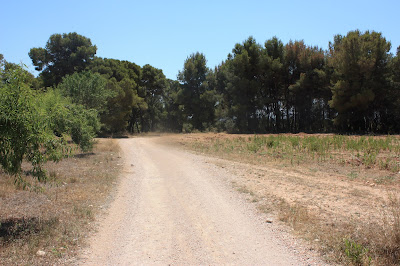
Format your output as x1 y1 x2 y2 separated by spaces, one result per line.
89 57 141 82
388 46 400 132
103 78 143 134
328 30 392 132
225 37 263 132
29 32 97 87
213 31 399 134
393 46 400 84
87 57 145 134
161 79 186 132
218 37 333 133
20 30 400 135
287 43 332 132
178 52 218 131
260 37 286 132
140 64 168 132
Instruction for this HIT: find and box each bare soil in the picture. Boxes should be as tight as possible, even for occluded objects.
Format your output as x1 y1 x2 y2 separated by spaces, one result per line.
4 133 398 264
161 133 400 265
80 137 325 265
162 133 400 224
0 139 122 265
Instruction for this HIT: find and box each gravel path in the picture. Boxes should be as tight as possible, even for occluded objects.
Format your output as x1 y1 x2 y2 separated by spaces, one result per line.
79 137 323 265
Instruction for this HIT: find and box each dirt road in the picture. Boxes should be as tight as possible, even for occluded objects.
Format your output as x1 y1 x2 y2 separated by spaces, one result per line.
80 137 321 265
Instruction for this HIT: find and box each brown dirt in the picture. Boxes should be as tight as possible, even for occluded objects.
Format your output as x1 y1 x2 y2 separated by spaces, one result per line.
160 133 400 264
162 134 400 225
79 137 325 265
0 139 122 265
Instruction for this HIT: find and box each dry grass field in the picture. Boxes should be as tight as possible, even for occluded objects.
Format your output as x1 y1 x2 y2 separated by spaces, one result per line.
0 139 122 265
2 133 400 265
162 133 400 265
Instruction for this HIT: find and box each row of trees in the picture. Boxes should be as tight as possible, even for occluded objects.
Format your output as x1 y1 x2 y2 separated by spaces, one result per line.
186 31 400 133
26 31 400 135
185 32 399 134
2 30 399 182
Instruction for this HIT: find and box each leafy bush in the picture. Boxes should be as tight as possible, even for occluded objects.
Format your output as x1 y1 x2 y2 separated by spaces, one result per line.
0 64 101 186
343 238 371 265
58 71 114 112
67 104 100 151
0 65 68 184
182 122 193 133
40 89 101 152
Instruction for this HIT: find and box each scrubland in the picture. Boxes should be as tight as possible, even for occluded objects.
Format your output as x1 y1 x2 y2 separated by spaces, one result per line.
0 139 122 265
165 133 400 265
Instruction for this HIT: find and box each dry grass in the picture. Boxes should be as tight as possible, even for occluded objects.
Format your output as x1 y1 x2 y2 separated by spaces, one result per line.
269 196 400 265
0 138 122 265
163 133 400 265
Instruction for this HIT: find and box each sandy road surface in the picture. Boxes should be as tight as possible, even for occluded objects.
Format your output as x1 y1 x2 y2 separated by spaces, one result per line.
80 137 321 265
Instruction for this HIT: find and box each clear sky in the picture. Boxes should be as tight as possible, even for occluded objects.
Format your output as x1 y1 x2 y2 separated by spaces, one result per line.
1 0 399 80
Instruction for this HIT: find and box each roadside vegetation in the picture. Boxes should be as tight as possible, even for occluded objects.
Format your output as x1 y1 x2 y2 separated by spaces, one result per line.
168 133 400 265
0 56 122 264
2 27 400 265
4 29 400 136
192 134 400 173
0 139 122 265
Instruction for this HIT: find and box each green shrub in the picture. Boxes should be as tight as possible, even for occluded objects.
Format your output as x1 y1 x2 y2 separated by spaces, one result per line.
40 89 100 152
58 71 113 112
343 238 371 265
0 65 68 184
0 64 101 186
67 104 100 152
182 122 193 133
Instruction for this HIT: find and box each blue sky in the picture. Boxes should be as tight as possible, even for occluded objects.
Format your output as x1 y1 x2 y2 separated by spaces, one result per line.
1 0 399 80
